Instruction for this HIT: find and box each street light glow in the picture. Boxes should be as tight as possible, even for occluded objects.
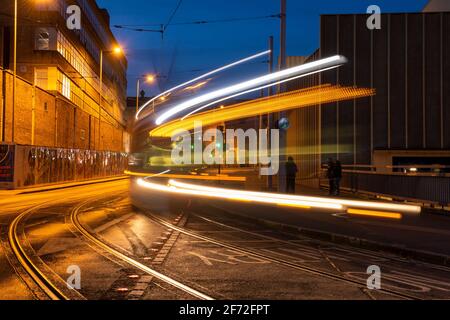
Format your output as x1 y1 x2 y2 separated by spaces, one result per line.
113 46 122 54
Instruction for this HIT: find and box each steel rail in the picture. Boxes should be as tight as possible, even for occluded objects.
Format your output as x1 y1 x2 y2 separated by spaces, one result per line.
70 201 214 300
8 204 72 300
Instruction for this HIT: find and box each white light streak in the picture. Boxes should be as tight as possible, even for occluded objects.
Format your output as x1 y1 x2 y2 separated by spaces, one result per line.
181 65 340 120
155 55 347 125
135 50 271 120
136 178 342 210
169 180 421 214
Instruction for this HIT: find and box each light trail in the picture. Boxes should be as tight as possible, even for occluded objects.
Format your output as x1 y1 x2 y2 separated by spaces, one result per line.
347 208 402 219
147 169 171 178
135 50 271 120
181 65 340 120
168 180 421 214
125 170 246 181
182 80 209 91
137 178 343 210
155 55 348 125
150 85 375 137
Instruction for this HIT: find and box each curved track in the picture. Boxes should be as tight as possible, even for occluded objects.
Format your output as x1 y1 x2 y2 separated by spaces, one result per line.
69 198 213 300
7 203 83 300
6 193 213 300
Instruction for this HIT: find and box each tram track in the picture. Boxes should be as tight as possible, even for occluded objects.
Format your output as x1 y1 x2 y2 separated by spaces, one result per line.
146 211 422 300
6 202 85 300
4 183 442 300
3 183 130 300
5 185 213 300
69 198 214 300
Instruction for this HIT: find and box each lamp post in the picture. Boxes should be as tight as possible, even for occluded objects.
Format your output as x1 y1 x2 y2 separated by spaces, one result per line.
136 74 156 114
11 0 17 143
98 46 122 150
278 0 287 192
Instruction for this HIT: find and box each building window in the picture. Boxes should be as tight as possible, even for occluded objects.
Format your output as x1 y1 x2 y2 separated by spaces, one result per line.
60 73 71 99
34 67 48 89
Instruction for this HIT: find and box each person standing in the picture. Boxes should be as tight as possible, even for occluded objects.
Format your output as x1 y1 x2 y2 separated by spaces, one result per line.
286 156 298 194
333 160 342 196
326 158 335 195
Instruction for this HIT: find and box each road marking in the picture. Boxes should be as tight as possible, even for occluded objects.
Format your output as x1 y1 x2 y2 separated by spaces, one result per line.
94 213 134 233
187 249 269 266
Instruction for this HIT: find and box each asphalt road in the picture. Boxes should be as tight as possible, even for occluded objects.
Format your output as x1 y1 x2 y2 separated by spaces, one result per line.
0 179 449 300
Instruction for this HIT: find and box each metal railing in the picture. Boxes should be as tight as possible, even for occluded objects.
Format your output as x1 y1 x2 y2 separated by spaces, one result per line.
320 165 450 206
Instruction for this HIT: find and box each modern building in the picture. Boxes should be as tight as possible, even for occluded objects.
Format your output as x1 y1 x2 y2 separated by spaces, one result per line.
0 0 128 151
286 7 449 204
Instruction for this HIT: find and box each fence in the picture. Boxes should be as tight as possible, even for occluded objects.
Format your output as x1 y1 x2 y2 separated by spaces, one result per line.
0 143 128 189
320 165 450 206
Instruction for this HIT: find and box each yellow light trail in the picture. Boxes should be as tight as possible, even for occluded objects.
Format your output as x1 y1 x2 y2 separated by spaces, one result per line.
166 179 341 209
168 180 421 214
183 80 209 91
347 208 402 220
150 84 375 137
125 170 246 182
136 178 340 210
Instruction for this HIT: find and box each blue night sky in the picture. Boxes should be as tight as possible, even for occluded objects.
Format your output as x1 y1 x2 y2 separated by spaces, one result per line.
96 0 428 96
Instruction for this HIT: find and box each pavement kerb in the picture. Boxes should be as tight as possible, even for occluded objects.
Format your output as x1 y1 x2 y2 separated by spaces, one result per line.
16 175 129 195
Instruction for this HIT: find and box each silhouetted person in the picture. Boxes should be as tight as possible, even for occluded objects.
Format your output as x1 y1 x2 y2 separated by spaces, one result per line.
326 158 335 195
286 156 298 194
333 160 342 196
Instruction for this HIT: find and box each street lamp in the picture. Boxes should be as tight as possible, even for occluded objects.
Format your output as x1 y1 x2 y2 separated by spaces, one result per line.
136 74 156 114
136 74 168 115
11 0 17 143
98 45 122 149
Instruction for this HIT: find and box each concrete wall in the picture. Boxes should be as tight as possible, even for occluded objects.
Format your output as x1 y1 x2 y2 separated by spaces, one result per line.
319 13 450 165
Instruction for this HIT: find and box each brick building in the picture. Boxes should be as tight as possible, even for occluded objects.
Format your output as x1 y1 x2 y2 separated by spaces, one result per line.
0 0 128 152
0 0 129 189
